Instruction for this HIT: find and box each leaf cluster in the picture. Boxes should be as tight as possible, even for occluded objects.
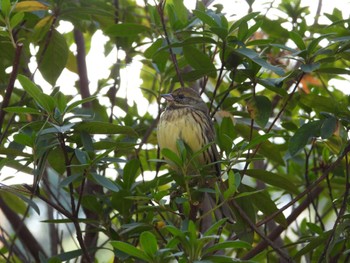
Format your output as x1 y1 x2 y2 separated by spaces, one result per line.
0 0 350 262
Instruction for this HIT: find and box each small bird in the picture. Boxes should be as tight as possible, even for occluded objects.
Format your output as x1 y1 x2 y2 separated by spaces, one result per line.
157 87 220 177
157 87 232 230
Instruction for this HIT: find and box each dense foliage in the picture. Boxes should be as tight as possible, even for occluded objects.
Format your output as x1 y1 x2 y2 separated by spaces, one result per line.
0 0 350 262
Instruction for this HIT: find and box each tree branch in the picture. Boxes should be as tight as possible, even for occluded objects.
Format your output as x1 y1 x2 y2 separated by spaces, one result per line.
0 197 47 261
158 0 184 89
74 29 92 107
242 186 323 260
0 43 23 133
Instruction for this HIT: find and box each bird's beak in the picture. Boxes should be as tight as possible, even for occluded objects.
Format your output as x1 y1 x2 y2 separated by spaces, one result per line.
161 93 174 102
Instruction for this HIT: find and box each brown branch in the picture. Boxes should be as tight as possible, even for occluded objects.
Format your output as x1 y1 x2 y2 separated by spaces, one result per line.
304 141 325 230
158 0 184 89
0 225 27 261
313 0 323 26
319 152 350 261
0 197 47 261
256 141 350 228
74 29 91 107
73 27 102 262
241 72 305 177
209 41 226 113
242 186 323 260
58 134 92 262
0 43 23 133
232 200 292 261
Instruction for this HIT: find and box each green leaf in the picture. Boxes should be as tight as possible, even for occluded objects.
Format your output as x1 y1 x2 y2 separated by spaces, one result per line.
193 9 218 28
144 38 163 59
111 241 150 261
140 231 158 258
174 69 217 82
218 116 235 154
209 26 228 39
59 174 82 188
166 0 189 30
243 186 287 227
17 74 55 112
306 222 324 235
237 21 248 41
224 171 239 199
245 169 299 195
0 191 27 215
47 147 65 174
38 30 68 85
231 195 255 243
74 149 89 164
234 189 265 199
300 62 320 73
293 232 331 259
235 124 285 165
203 218 227 237
51 123 75 134
10 12 24 28
15 192 40 215
104 23 149 37
52 249 83 261
236 48 285 76
91 173 119 192
259 17 289 38
289 120 322 156
74 122 137 136
54 91 67 113
308 33 335 54
123 159 140 189
183 46 216 77
316 68 350 75
1 0 11 16
320 116 337 139
204 241 251 255
65 96 97 113
243 133 275 151
14 133 33 147
289 31 306 51
247 95 272 128
299 93 339 114
161 148 183 168
228 12 259 33
254 192 288 227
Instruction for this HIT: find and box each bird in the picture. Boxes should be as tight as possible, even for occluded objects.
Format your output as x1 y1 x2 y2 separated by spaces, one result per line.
157 87 233 230
157 87 220 177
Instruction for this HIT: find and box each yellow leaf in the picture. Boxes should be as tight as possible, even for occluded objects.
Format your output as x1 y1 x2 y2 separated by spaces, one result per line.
32 15 53 42
15 1 48 12
35 15 53 29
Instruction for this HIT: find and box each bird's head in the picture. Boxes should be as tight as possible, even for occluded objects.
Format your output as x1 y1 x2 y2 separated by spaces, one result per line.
161 88 208 113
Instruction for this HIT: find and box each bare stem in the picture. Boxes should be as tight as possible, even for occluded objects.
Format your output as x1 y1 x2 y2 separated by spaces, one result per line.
0 43 23 133
158 0 184 89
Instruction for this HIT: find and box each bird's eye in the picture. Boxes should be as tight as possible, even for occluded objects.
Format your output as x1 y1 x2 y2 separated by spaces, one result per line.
177 94 185 99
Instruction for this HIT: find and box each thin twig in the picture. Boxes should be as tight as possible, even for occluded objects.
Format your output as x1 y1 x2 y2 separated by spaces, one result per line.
157 0 184 89
241 72 305 177
242 186 323 260
0 43 23 132
313 0 323 26
211 77 235 118
256 141 350 228
232 200 292 261
209 41 226 113
318 151 350 261
304 140 325 230
0 197 47 261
